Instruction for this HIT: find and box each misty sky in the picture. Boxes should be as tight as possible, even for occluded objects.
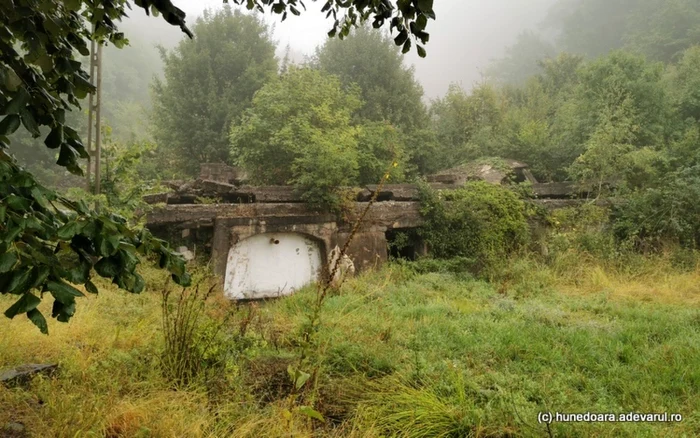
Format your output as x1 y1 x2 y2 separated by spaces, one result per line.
129 0 557 99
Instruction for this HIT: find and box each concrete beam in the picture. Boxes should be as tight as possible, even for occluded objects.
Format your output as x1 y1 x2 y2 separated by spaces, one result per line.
146 202 424 229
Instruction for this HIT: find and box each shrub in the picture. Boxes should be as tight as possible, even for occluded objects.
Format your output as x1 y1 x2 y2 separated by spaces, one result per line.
417 181 530 275
611 166 700 250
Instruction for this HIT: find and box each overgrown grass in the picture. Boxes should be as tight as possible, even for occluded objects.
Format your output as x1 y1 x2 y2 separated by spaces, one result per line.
0 253 698 437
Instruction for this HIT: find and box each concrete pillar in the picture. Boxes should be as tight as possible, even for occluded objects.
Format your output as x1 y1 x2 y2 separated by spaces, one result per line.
336 228 388 272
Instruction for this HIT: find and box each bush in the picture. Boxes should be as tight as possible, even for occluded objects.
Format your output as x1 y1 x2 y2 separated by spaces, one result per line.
546 204 618 259
417 181 530 275
611 167 700 250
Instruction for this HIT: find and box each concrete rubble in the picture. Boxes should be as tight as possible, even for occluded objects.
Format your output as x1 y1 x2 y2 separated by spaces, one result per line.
0 363 58 387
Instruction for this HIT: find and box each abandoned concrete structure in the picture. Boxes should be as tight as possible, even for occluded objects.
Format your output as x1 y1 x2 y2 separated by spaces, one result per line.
144 163 581 299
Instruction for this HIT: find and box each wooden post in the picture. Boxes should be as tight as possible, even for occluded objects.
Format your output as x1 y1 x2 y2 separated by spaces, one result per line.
86 38 96 191
94 43 103 195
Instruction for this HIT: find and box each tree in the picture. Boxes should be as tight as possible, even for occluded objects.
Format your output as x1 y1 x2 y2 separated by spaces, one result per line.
487 31 557 85
666 46 700 123
418 181 530 274
625 0 700 63
568 99 640 194
429 83 503 170
315 26 427 130
152 7 278 176
0 0 439 333
231 67 361 208
567 51 669 150
0 1 198 333
543 0 700 63
544 0 637 58
315 25 429 175
356 121 407 184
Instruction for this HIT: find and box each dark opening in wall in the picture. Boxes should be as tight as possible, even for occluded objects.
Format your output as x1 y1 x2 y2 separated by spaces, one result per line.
221 193 256 204
386 228 424 261
147 225 214 260
512 169 528 184
375 191 394 202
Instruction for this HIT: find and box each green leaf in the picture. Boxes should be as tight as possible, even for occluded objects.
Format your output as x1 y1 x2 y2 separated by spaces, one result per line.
169 254 186 277
112 32 128 49
46 279 85 304
287 365 311 390
52 299 76 322
417 44 426 58
57 143 79 169
72 74 93 99
94 256 120 278
416 0 433 12
118 248 140 271
0 114 21 136
57 221 84 240
45 126 64 149
65 259 90 284
20 108 40 137
84 279 98 294
97 234 120 257
30 186 50 209
64 0 81 11
298 406 325 422
11 171 33 187
132 274 145 293
35 53 54 73
0 251 18 273
3 225 22 243
402 39 412 54
172 272 191 287
28 266 50 290
394 29 408 46
5 268 32 293
27 308 48 334
159 251 171 269
6 194 31 212
4 70 22 92
4 292 41 318
416 14 427 30
3 89 29 115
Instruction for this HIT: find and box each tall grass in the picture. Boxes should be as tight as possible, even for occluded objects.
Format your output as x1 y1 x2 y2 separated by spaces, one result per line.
160 283 218 387
0 250 698 436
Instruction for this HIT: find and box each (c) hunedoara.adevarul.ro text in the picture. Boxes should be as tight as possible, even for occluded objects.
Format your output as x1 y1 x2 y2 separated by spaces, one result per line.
538 411 683 424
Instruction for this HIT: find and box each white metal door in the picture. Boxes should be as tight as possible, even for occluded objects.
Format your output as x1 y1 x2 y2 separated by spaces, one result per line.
224 233 322 300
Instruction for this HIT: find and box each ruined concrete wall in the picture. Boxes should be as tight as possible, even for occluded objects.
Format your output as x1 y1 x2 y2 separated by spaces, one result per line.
336 229 388 272
198 163 248 184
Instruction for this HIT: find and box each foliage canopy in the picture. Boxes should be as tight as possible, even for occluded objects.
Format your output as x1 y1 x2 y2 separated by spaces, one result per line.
152 7 278 176
231 67 362 209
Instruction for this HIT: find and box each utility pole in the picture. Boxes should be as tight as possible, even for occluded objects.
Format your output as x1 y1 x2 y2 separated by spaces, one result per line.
85 39 103 195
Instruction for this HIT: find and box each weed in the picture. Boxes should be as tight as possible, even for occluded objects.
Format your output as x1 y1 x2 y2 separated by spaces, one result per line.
160 283 224 388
